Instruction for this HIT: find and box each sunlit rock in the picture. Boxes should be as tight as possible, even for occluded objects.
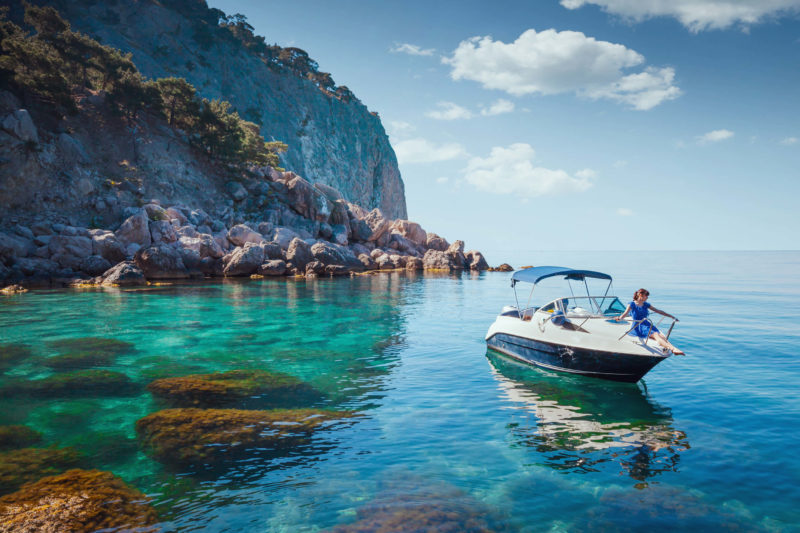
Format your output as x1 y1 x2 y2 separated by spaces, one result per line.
136 407 355 465
0 469 158 532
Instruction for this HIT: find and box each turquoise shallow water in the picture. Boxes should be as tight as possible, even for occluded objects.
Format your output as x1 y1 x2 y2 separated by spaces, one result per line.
1 251 799 531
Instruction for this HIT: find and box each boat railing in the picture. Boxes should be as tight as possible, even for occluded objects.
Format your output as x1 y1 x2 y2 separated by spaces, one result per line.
617 315 679 343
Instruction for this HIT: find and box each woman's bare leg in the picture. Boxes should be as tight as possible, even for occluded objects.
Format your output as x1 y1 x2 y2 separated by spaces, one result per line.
651 332 684 355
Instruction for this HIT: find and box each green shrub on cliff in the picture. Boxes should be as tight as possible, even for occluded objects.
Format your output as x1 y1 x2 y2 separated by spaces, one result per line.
0 5 287 169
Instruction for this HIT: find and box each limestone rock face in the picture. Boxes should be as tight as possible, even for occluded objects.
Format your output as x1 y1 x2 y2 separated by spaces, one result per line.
52 1 406 218
101 261 146 286
134 245 188 279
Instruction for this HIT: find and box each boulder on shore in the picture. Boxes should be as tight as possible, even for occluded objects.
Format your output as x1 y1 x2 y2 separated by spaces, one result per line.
134 245 189 279
222 242 265 276
465 250 489 271
101 261 146 286
115 210 151 248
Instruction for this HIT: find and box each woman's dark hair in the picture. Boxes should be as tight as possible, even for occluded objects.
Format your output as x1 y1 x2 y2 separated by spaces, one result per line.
634 288 650 300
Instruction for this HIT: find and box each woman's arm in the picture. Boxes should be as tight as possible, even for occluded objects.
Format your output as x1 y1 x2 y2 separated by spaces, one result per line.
616 304 631 321
650 306 677 320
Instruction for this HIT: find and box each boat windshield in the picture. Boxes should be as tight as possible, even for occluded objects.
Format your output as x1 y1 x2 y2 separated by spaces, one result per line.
556 295 626 317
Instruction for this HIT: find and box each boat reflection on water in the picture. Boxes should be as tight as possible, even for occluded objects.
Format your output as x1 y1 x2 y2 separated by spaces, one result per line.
486 351 689 487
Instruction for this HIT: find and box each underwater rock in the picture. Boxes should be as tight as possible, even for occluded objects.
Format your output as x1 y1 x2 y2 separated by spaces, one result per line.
136 407 354 465
0 469 158 532
326 476 507 533
0 447 82 495
146 369 322 408
43 352 114 370
6 370 138 398
47 337 133 356
0 426 42 451
0 343 32 372
575 486 758 532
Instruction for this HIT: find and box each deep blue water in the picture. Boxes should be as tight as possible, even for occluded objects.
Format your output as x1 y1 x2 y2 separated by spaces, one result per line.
1 251 798 531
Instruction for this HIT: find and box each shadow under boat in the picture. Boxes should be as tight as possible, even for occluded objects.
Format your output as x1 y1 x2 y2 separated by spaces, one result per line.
486 350 689 486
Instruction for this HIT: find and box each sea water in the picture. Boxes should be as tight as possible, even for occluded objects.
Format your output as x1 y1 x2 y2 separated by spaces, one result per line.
0 251 798 531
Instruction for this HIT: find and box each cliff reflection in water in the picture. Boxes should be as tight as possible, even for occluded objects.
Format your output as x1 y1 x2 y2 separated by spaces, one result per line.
486 351 689 486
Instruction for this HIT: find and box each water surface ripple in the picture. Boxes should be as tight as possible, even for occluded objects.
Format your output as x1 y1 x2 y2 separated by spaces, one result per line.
1 251 798 531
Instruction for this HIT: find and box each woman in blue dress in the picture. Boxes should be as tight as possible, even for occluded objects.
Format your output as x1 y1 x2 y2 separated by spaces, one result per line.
616 288 684 355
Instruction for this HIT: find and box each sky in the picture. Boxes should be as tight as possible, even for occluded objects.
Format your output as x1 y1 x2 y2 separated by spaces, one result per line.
208 0 800 254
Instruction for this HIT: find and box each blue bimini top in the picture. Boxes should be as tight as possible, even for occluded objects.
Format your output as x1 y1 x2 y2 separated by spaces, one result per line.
511 266 612 286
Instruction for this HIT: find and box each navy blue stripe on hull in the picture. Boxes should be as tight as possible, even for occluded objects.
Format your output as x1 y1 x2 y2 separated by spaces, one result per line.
486 333 665 383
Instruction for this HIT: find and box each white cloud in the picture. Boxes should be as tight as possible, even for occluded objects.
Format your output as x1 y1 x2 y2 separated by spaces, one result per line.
391 43 435 56
696 129 735 144
463 143 594 197
436 177 450 184
617 207 634 216
425 101 473 120
480 99 515 116
388 121 415 138
444 29 681 110
560 0 800 32
780 136 798 145
613 159 628 168
393 138 468 164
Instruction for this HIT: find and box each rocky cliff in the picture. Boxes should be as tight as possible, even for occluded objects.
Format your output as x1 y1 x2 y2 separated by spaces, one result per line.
38 0 407 219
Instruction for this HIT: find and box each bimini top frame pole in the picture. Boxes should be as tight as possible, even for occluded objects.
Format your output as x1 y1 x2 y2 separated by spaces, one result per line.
510 266 613 314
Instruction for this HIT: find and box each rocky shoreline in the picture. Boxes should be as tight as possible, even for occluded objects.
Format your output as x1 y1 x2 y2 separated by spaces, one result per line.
0 167 511 292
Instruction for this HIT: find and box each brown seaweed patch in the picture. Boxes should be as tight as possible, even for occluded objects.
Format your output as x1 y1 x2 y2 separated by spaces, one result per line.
327 476 509 533
136 408 355 465
46 337 133 356
0 469 158 532
42 351 114 370
5 370 139 398
576 486 760 532
0 343 33 372
0 447 82 496
146 369 324 408
0 426 42 451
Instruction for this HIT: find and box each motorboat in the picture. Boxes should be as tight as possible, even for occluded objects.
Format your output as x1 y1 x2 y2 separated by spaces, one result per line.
485 266 679 383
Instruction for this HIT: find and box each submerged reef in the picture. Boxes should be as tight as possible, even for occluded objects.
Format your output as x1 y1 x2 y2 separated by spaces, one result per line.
136 407 354 465
327 476 510 533
146 369 323 408
0 426 42 451
0 343 32 372
575 486 760 532
0 447 82 495
42 352 114 370
4 369 138 398
0 469 158 532
46 337 133 357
